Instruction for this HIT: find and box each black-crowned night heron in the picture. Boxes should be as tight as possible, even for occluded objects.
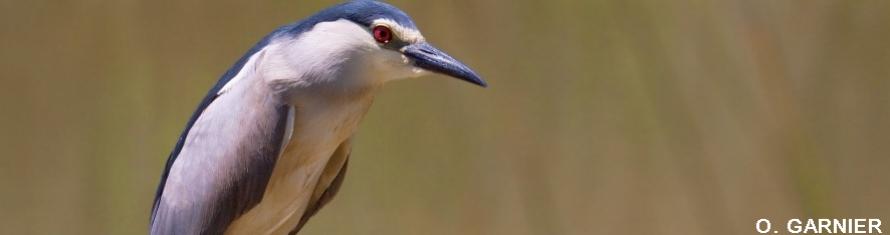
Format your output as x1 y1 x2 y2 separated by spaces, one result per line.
149 1 486 234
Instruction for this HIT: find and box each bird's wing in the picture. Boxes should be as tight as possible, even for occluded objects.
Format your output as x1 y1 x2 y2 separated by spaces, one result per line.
150 32 277 222
290 138 353 234
150 49 293 234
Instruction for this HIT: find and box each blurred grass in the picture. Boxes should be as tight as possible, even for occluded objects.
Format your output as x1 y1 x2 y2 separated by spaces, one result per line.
1 0 888 234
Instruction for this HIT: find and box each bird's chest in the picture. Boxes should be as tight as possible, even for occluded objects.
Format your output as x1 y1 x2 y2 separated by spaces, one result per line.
226 98 373 234
279 100 370 172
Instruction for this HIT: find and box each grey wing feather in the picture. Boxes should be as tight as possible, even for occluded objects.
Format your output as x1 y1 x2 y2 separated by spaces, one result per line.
150 73 290 234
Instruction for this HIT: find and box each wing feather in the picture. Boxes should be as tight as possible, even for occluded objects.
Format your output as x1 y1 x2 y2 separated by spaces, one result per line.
150 49 290 234
151 31 278 225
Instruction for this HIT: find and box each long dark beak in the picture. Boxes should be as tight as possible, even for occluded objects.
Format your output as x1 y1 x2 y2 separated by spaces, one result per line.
402 43 487 87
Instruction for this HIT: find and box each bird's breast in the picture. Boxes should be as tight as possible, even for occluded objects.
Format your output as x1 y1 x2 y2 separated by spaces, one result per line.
225 96 374 235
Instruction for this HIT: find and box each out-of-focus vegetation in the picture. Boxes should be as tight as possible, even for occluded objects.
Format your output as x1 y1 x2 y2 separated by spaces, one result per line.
1 0 888 234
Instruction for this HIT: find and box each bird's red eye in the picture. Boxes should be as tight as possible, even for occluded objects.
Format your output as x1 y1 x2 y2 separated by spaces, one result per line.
373 25 393 44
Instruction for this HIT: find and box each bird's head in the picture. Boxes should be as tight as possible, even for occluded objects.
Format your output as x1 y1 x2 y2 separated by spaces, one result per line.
256 0 486 89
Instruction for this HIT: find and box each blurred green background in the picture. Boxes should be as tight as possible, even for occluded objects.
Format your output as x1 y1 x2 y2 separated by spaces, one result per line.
1 0 888 234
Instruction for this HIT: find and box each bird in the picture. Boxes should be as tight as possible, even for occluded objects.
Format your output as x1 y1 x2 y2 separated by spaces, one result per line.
149 1 486 234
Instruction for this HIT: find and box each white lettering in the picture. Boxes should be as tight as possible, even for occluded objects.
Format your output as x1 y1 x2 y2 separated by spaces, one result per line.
870 219 883 234
804 219 818 233
788 219 803 233
834 219 847 233
857 219 867 233
756 219 772 234
818 219 831 233
782 218 884 234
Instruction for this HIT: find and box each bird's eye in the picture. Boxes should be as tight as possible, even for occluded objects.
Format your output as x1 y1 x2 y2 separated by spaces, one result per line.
373 25 393 44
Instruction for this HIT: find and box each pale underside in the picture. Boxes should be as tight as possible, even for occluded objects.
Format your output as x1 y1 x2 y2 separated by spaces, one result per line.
226 100 373 234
